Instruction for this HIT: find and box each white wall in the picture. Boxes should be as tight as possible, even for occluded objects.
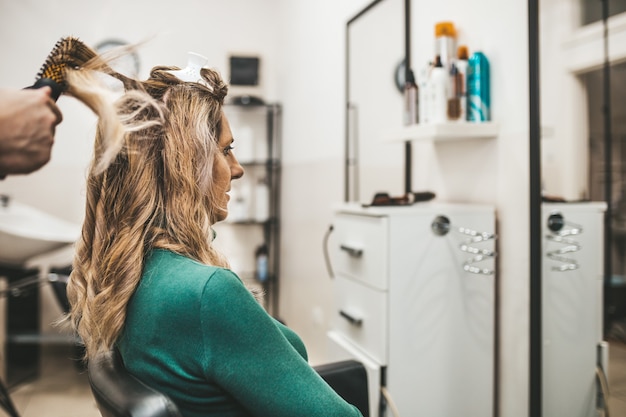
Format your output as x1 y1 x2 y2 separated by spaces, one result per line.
274 0 371 365
0 1 533 417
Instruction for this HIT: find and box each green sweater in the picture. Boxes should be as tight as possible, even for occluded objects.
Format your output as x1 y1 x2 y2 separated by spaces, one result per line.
118 250 362 417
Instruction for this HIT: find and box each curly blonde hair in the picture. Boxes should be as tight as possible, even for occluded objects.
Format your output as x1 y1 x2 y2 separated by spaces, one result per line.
65 56 232 360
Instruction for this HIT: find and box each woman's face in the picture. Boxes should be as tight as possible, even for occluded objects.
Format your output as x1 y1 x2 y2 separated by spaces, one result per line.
212 113 244 223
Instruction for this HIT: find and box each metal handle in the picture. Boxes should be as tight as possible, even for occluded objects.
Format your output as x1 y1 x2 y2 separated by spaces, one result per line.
432 215 496 275
339 310 363 326
340 244 363 258
458 226 496 275
545 212 582 272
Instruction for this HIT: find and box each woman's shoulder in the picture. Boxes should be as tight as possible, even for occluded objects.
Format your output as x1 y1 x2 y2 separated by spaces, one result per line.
146 249 231 272
144 249 242 292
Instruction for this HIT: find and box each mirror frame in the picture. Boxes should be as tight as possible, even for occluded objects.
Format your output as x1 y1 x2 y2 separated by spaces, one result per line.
344 0 411 203
528 0 542 415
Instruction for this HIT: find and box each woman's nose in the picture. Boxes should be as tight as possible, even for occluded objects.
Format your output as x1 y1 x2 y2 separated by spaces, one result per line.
231 160 244 180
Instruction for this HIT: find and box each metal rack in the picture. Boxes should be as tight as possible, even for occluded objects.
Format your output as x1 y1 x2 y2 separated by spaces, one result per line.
217 102 282 317
431 214 497 275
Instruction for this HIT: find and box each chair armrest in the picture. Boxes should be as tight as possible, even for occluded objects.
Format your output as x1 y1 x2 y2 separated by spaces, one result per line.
314 360 369 417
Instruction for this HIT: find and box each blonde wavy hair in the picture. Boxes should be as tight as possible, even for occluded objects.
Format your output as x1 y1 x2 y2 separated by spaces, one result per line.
65 54 232 360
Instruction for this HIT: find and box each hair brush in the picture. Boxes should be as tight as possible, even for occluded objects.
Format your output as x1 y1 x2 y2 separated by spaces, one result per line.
26 36 98 101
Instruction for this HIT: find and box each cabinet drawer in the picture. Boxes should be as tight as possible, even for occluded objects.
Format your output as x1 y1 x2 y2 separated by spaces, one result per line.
333 276 387 364
333 213 388 290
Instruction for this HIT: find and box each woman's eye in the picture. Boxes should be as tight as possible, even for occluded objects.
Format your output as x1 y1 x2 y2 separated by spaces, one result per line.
223 145 234 156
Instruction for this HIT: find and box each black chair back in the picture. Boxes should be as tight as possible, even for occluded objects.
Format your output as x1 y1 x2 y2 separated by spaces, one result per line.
88 349 182 417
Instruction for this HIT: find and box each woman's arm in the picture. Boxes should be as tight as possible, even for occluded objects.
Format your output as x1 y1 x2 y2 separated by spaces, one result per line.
201 270 363 417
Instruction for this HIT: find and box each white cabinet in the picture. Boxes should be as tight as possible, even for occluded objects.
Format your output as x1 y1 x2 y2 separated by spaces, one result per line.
541 202 606 417
328 203 496 417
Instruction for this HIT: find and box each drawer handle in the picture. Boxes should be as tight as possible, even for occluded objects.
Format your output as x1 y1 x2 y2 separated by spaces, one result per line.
340 244 363 258
339 310 363 326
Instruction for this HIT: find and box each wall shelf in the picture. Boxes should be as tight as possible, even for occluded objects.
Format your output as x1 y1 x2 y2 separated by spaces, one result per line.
382 121 499 143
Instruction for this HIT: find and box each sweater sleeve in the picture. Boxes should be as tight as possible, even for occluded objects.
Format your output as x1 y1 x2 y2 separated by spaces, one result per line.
200 269 363 417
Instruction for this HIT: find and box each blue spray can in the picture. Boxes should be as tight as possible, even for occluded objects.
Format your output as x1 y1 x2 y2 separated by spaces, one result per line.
467 51 490 122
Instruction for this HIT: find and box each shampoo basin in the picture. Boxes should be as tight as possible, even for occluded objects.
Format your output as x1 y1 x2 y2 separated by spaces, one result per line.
0 199 81 266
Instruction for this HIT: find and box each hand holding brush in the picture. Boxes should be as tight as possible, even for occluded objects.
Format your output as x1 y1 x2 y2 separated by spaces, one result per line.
0 88 62 178
0 36 97 178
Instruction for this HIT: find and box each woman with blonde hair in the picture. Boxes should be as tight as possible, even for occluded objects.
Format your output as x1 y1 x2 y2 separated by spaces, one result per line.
65 52 363 417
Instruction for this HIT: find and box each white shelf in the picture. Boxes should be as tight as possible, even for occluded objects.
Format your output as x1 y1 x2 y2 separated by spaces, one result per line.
382 121 499 143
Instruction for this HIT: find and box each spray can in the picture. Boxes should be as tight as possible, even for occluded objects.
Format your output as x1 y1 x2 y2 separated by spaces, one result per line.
403 69 418 125
467 51 490 122
446 63 461 121
418 64 431 124
429 55 448 124
255 244 268 282
455 46 469 121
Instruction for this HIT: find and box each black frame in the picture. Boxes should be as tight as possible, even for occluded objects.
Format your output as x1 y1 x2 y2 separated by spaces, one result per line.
345 0 385 202
345 0 410 202
528 0 542 415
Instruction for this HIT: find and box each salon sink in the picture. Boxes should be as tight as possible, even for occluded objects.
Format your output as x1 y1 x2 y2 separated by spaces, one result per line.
0 198 81 266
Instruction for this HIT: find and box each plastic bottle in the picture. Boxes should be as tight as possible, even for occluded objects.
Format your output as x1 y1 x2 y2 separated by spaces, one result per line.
447 63 461 121
403 69 418 126
234 125 254 163
228 181 250 222
455 45 469 121
229 186 247 222
255 244 268 282
434 22 457 74
429 55 448 124
467 51 490 122
418 64 431 124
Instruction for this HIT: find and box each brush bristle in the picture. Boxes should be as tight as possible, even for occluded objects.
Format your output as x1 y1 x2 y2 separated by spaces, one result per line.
36 36 98 91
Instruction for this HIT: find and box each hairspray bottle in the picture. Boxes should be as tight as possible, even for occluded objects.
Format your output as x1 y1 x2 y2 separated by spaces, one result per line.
467 51 490 122
455 46 469 120
434 21 457 73
403 69 418 125
429 55 448 124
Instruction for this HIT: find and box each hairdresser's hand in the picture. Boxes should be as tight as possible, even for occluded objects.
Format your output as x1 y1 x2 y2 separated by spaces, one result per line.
0 87 63 178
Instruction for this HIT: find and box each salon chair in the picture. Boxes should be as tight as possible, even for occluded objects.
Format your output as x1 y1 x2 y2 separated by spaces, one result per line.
88 349 182 417
314 359 370 417
88 348 370 417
